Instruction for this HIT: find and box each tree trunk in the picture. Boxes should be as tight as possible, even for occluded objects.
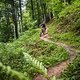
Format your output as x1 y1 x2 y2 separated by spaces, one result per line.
30 0 34 19
40 0 44 22
50 11 53 19
36 0 40 26
43 3 47 22
19 0 23 32
11 0 18 39
4 2 11 42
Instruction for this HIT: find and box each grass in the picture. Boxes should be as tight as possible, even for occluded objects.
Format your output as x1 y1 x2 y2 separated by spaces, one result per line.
0 27 69 80
48 21 80 50
47 20 80 80
0 28 69 67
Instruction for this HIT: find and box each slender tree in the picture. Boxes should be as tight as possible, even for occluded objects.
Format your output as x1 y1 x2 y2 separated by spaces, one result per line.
11 0 18 39
19 0 23 32
30 0 35 19
43 2 47 22
36 0 41 26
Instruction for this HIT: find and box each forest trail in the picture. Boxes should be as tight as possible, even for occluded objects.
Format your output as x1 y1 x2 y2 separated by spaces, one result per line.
33 36 77 80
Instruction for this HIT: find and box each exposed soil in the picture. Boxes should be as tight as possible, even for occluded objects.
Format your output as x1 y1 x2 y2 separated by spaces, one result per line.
33 36 77 80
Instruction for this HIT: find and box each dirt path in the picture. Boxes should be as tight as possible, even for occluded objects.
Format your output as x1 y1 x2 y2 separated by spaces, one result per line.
33 37 77 80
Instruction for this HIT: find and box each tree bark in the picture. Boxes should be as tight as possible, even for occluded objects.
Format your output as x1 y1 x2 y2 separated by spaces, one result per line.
11 0 18 39
43 3 47 22
36 0 40 26
30 0 34 19
19 0 23 32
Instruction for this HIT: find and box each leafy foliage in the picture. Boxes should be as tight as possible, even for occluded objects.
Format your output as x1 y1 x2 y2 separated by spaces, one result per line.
1 0 80 80
23 12 37 30
62 52 80 80
57 0 80 33
52 0 64 18
50 76 57 80
0 28 69 79
47 0 80 78
0 62 30 80
23 52 47 77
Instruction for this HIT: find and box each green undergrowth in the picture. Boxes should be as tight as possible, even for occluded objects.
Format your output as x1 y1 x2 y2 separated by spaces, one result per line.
47 22 80 80
48 19 80 80
0 62 30 80
61 52 80 80
58 0 80 34
0 28 69 79
48 22 80 50
47 0 80 51
46 1 80 79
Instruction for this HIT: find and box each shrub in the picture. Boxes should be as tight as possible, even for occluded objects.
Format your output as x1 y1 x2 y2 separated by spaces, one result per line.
0 62 30 80
62 53 80 80
74 18 80 34
56 0 80 34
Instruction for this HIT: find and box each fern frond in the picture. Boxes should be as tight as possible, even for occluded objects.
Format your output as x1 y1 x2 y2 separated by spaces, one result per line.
0 62 29 80
50 76 57 80
23 52 48 77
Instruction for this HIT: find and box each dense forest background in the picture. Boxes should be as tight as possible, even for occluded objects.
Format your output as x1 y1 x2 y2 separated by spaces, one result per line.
0 0 54 42
0 0 80 80
1 0 79 42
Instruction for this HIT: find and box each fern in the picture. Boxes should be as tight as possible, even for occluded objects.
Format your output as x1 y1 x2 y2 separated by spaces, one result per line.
50 76 57 80
0 62 29 80
23 52 48 77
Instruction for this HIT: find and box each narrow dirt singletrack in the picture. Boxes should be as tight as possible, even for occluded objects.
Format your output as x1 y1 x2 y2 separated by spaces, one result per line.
33 36 77 80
